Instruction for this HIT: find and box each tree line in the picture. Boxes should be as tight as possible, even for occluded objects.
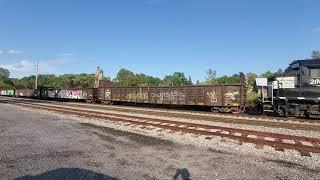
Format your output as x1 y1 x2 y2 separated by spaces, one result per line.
0 66 284 89
1 50 319 89
0 73 99 89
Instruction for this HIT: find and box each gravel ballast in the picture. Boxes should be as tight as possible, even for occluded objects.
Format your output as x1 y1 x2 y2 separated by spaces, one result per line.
1 102 320 179
19 102 320 138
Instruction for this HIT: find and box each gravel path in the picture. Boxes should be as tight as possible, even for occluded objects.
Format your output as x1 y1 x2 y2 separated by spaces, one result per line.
0 103 320 180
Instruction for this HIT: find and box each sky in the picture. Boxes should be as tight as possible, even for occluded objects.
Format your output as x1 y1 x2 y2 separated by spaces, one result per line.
0 0 319 82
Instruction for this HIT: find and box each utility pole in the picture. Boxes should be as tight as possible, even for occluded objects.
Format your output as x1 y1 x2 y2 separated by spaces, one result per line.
35 60 39 90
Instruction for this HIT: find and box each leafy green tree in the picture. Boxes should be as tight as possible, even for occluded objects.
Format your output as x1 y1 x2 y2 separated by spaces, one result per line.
144 75 161 86
246 72 258 87
311 50 320 59
162 72 188 86
260 69 283 79
135 73 147 86
10 73 96 89
0 67 13 88
260 70 275 78
216 74 240 84
114 68 137 87
0 67 10 80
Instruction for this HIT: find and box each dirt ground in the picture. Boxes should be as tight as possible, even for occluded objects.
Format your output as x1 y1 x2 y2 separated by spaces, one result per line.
0 102 319 180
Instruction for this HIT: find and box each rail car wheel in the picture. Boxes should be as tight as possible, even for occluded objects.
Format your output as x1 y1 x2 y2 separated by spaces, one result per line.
101 100 108 105
85 99 94 103
280 106 289 117
305 111 310 119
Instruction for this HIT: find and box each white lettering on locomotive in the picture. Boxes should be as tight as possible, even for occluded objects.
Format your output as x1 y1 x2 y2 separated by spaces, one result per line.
310 79 320 86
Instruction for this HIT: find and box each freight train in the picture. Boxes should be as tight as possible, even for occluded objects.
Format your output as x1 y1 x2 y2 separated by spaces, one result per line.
1 59 320 118
0 72 247 113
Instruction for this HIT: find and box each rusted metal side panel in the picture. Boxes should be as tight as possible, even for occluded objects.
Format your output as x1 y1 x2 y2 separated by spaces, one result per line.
125 87 134 102
162 87 187 105
169 87 177 104
129 87 144 103
94 88 105 101
15 89 35 97
187 87 196 105
160 87 168 104
119 88 125 101
204 86 223 106
111 87 121 101
149 87 156 103
177 87 187 105
82 89 94 99
15 89 22 97
222 85 242 106
149 87 187 105
141 87 149 103
104 88 112 101
151 87 160 104
195 86 205 105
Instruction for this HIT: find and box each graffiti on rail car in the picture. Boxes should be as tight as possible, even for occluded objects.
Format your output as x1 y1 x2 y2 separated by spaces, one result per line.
206 90 218 103
224 91 240 106
105 90 111 100
151 90 186 103
83 91 88 98
47 90 56 98
127 91 148 101
57 90 83 99
0 90 14 96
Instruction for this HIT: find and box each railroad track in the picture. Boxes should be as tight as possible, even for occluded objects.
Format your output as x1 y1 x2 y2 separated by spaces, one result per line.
28 101 320 132
2 96 320 129
13 101 320 157
66 101 320 123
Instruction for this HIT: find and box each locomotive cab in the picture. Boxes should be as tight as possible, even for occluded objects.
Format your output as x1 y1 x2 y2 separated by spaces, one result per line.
259 59 320 118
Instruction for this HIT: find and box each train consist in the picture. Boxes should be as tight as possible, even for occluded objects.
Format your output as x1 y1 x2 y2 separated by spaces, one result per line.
1 59 320 118
0 72 247 113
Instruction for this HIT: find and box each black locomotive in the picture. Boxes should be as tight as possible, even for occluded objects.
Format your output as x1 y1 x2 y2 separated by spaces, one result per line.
261 59 320 118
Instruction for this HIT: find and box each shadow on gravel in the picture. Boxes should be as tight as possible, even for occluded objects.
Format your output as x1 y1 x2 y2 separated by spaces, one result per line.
266 159 320 174
14 168 118 180
80 123 176 147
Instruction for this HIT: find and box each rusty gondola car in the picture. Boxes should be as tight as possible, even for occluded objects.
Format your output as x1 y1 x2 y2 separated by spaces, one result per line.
15 89 38 98
0 73 246 113
95 73 246 113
